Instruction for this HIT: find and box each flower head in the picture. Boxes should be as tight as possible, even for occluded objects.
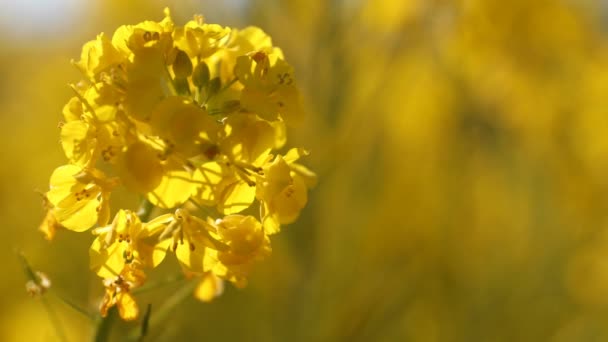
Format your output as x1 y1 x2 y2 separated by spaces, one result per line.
40 8 315 319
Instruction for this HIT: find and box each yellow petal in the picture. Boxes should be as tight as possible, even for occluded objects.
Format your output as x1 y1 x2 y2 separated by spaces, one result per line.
123 77 165 122
273 173 308 224
191 162 223 206
218 178 256 214
62 97 84 122
89 237 123 278
47 165 82 205
60 121 93 166
147 168 196 209
116 142 164 194
175 241 207 272
39 210 61 241
53 195 100 232
290 163 318 188
194 273 224 302
118 293 139 321
135 238 172 268
76 33 124 78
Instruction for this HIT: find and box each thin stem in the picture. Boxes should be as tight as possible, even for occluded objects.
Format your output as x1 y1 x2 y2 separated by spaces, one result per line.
203 77 238 106
17 251 69 342
42 297 70 342
92 308 118 342
219 78 238 94
51 291 95 320
188 199 217 218
138 304 152 342
127 280 197 341
147 280 197 329
132 273 185 295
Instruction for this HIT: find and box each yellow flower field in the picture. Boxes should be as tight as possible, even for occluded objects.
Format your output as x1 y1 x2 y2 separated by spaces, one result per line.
2 0 608 340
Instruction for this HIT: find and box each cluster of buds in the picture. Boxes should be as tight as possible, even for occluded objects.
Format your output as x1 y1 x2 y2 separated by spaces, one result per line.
40 9 316 320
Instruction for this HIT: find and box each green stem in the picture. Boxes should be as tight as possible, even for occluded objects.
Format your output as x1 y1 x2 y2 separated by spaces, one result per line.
127 280 197 341
138 304 152 342
132 273 185 295
51 291 95 320
42 297 70 342
92 308 118 342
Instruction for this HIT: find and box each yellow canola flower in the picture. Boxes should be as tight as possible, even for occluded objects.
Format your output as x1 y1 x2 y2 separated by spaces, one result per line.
210 114 282 215
111 8 174 58
75 33 125 80
60 114 126 167
90 210 171 279
173 15 231 59
115 141 164 194
213 26 276 84
145 159 199 209
61 82 131 167
112 136 206 209
62 96 85 122
47 165 118 232
257 148 317 234
100 264 145 321
82 82 123 122
60 120 96 167
206 214 271 288
154 209 228 273
149 96 220 158
114 136 217 210
235 50 304 124
113 9 174 121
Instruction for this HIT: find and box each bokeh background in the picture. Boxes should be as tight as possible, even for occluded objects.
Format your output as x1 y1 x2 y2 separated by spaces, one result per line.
3 0 608 340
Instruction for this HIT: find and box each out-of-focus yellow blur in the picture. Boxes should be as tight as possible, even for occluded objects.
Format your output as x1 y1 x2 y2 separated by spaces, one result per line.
3 0 608 340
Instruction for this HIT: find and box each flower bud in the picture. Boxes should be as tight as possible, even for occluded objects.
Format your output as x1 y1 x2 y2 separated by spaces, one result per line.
192 61 210 89
173 49 193 78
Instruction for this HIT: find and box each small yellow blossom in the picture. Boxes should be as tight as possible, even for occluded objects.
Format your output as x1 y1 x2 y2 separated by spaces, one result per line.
173 16 231 59
62 97 84 122
75 33 125 79
115 141 164 194
235 51 304 124
100 264 145 321
156 209 227 273
257 149 317 234
47 165 118 231
206 214 271 287
90 210 171 278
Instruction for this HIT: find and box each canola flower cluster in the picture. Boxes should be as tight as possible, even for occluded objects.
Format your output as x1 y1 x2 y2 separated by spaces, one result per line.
38 9 316 321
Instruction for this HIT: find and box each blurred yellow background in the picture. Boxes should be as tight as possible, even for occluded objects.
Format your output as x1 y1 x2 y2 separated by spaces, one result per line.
3 0 608 340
